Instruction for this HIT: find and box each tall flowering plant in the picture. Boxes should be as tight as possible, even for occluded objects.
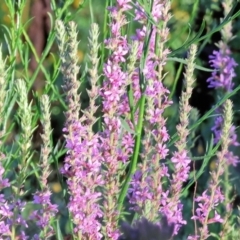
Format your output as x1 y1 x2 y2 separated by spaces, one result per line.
0 0 239 239
189 1 240 239
56 0 240 239
100 1 135 238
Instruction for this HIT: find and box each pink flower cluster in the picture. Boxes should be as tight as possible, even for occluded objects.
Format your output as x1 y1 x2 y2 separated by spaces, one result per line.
207 44 239 167
207 48 237 92
62 121 104 239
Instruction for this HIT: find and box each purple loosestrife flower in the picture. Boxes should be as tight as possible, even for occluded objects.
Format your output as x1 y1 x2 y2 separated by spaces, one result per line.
0 165 11 239
128 0 172 223
207 46 237 92
0 195 28 239
0 165 28 240
0 49 15 240
32 190 58 229
0 162 10 189
63 122 104 239
160 45 197 235
100 1 135 239
189 100 233 240
207 0 236 93
210 112 239 168
204 3 239 237
207 29 239 167
56 21 103 239
2 79 34 239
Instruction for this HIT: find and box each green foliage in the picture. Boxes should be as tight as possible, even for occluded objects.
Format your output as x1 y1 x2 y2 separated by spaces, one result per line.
0 0 240 239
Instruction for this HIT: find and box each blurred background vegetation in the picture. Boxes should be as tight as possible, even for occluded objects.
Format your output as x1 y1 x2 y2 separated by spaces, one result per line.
0 0 240 238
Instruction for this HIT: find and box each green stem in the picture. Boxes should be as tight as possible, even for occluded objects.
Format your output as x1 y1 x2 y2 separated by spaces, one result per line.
117 94 146 217
97 0 110 133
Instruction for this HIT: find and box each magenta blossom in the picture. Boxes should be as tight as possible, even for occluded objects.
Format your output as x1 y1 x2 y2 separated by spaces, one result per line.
207 48 237 92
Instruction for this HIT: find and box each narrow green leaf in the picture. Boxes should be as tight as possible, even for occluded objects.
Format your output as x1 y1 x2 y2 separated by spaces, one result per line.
167 57 213 72
55 219 64 240
119 117 136 135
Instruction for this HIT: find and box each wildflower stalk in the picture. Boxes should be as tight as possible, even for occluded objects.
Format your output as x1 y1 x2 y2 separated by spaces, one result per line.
163 44 197 235
75 22 104 239
117 40 142 214
155 0 171 81
126 41 140 124
145 0 172 222
100 1 134 238
200 100 233 240
10 79 34 238
87 23 101 111
0 46 8 193
127 1 173 231
0 46 7 149
56 20 104 239
4 0 29 134
15 79 34 186
189 101 233 240
204 1 239 237
31 94 58 239
127 3 200 237
55 20 81 237
219 0 237 211
39 95 52 188
5 0 23 84
0 48 27 240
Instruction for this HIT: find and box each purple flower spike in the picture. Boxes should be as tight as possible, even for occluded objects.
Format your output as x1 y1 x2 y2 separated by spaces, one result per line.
207 48 237 92
32 190 58 229
207 44 239 167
